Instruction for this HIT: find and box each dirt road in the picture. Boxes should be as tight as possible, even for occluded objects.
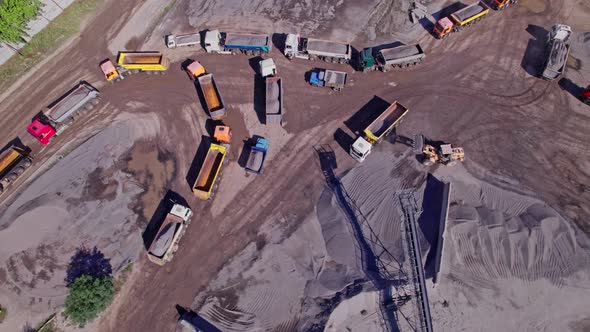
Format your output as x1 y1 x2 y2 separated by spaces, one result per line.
0 0 589 330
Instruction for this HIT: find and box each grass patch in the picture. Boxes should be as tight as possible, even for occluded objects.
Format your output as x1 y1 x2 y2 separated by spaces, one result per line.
0 305 6 323
113 263 133 293
36 314 57 332
0 0 104 92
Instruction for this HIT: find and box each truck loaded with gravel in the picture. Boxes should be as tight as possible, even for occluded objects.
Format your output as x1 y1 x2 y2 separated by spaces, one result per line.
350 100 409 162
0 145 32 195
198 73 227 119
540 24 572 81
265 76 284 125
27 82 100 145
284 33 352 63
357 44 425 72
147 202 193 266
203 29 272 55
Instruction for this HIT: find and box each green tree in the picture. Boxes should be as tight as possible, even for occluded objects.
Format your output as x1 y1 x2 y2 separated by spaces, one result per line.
0 0 43 44
64 275 114 326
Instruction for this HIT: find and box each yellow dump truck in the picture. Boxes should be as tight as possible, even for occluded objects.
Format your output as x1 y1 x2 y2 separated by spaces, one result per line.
192 143 227 200
116 51 170 72
0 145 32 194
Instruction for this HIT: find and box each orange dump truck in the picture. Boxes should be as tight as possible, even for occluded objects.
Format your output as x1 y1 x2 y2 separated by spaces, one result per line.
192 143 227 200
0 145 32 195
197 73 227 119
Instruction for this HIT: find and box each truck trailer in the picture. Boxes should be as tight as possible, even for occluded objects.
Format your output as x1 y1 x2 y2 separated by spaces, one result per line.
350 100 409 162
204 29 272 55
357 44 425 72
166 33 200 48
27 82 100 145
192 143 227 200
0 145 32 194
540 24 572 81
147 202 193 265
198 73 227 119
265 76 284 125
434 1 490 39
284 34 352 63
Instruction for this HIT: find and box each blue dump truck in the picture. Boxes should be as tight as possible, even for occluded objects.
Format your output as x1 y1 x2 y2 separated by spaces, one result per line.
245 137 269 174
203 29 272 55
309 68 348 91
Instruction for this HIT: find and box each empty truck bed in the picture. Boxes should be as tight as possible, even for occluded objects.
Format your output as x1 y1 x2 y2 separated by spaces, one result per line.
307 39 349 55
246 151 264 172
199 75 222 111
367 102 408 138
193 150 224 192
225 33 269 46
324 70 347 85
46 84 95 123
453 3 486 22
380 44 422 61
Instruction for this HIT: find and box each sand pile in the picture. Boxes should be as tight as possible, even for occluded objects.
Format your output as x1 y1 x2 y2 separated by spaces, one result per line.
0 113 159 330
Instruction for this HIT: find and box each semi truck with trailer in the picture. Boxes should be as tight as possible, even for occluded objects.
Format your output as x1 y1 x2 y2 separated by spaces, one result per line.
197 73 227 120
166 33 200 48
433 1 490 39
27 82 100 145
350 100 409 162
284 34 352 63
357 44 425 72
0 145 32 195
147 202 193 265
100 52 170 82
203 29 272 55
265 76 284 125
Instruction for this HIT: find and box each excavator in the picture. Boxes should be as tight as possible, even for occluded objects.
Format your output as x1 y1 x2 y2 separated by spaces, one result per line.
414 134 465 166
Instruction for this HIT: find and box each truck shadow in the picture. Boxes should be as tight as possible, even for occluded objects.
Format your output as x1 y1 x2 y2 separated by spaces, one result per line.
175 305 222 332
249 59 267 125
185 136 213 190
344 96 391 135
271 33 286 53
142 190 189 250
521 24 549 77
333 128 354 154
418 174 445 279
558 77 585 102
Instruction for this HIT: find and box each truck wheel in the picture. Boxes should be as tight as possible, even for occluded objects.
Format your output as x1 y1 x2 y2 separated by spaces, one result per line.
146 70 153 75
92 98 100 105
14 166 25 175
422 159 434 166
0 185 3 194
8 173 18 181
22 159 32 168
85 103 94 110
133 69 140 74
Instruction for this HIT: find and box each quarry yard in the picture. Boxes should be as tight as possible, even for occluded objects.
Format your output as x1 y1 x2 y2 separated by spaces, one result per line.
0 0 589 331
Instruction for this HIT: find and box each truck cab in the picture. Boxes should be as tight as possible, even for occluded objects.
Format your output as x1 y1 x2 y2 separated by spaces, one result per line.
204 30 223 53
214 125 232 144
434 17 454 39
284 34 299 59
582 86 590 105
165 35 177 48
100 59 121 82
186 60 206 78
358 48 375 71
259 58 277 78
27 118 56 145
493 0 518 10
350 137 372 162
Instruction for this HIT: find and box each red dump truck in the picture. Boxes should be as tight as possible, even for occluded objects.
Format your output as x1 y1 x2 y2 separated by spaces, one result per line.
0 145 32 195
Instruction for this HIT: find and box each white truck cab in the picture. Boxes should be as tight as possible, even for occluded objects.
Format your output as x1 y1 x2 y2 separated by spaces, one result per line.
204 30 223 53
259 58 277 77
284 33 299 59
350 137 372 162
170 203 193 221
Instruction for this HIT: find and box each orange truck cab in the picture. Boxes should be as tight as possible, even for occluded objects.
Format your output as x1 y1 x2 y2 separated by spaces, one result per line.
493 0 518 10
434 17 454 39
186 60 206 78
100 59 121 82
214 125 232 144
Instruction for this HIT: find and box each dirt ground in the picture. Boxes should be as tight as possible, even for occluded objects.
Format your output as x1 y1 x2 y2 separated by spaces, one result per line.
0 0 589 331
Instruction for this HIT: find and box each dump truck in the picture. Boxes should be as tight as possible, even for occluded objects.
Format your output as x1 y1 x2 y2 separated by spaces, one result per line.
203 29 272 55
350 101 409 162
0 145 32 194
582 85 590 105
309 68 347 91
198 73 227 119
245 137 269 175
100 52 170 82
414 134 465 166
166 33 200 48
192 143 227 200
541 24 572 81
27 82 100 145
357 44 425 72
284 34 352 63
259 58 277 78
492 0 519 10
147 202 193 265
434 1 490 39
265 76 284 125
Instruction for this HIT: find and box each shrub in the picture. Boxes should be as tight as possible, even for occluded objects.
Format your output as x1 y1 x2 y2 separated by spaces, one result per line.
64 275 114 326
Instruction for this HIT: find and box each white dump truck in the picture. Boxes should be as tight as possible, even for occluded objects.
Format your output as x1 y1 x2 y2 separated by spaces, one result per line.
166 33 200 48
284 33 352 63
541 24 572 81
147 202 193 266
